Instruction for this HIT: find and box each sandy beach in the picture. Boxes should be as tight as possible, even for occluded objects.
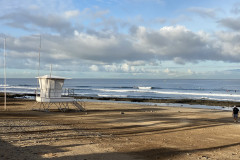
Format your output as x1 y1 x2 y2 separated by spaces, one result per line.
0 98 240 160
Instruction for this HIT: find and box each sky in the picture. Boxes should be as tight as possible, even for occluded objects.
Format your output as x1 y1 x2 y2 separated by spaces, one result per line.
0 0 240 79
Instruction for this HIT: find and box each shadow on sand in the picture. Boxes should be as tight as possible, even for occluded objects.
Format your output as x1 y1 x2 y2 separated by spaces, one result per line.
0 139 240 160
0 101 237 160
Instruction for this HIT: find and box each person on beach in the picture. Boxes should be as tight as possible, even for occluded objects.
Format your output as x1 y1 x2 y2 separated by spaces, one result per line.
233 106 239 122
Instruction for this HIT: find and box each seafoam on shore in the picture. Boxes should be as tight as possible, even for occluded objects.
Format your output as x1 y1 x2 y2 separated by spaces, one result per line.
1 79 240 102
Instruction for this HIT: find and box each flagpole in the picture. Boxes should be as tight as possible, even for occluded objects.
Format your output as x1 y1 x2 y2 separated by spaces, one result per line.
38 35 41 77
4 37 6 111
50 64 52 78
36 35 41 98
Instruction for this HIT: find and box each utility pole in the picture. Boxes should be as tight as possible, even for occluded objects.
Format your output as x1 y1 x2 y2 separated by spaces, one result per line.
35 35 41 98
3 37 6 111
38 35 41 77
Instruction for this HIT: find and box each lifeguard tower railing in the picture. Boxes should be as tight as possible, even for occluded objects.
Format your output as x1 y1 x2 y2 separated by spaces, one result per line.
35 88 75 98
34 87 84 111
63 88 75 97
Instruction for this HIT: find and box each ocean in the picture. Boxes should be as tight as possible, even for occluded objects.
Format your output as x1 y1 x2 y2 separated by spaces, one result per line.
1 78 240 102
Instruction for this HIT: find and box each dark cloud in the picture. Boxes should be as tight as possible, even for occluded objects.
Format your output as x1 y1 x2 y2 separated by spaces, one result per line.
187 7 219 19
131 26 219 64
214 31 240 62
0 9 75 35
218 17 240 31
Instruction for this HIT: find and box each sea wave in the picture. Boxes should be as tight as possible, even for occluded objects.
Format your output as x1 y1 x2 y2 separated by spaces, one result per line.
0 84 9 87
137 87 152 90
96 88 134 93
90 88 240 98
97 94 128 98
1 86 37 90
2 90 34 94
110 86 133 89
2 79 240 102
18 84 34 87
75 86 91 88
151 90 240 98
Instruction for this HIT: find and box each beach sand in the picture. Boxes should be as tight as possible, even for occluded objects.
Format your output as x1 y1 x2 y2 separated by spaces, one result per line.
0 99 240 160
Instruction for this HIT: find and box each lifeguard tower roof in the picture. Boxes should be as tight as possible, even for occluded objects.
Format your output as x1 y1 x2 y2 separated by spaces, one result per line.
36 75 71 80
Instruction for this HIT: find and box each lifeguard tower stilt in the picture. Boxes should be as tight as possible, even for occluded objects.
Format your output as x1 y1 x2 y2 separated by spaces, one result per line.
32 75 85 112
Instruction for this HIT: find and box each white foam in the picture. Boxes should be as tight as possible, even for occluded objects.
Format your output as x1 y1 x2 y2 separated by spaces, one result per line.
152 90 240 98
138 87 152 90
96 89 133 93
95 88 240 98
0 84 9 87
97 94 128 98
0 85 36 90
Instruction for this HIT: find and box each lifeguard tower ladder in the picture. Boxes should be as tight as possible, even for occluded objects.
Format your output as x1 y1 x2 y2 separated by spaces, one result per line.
33 75 85 112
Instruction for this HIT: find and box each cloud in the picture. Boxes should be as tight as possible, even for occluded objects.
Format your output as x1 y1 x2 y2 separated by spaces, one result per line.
163 68 177 76
121 63 130 72
79 7 110 21
104 64 118 72
0 0 75 17
218 17 240 31
170 15 191 25
187 7 219 19
231 3 240 14
0 5 128 37
89 65 99 71
173 57 186 65
131 25 219 63
1 1 240 78
187 69 194 75
3 23 240 74
153 18 166 24
215 31 240 61
163 68 195 77
0 9 74 35
64 10 80 18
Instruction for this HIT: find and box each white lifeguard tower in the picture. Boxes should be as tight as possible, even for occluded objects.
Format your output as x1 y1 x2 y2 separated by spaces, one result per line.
33 75 85 112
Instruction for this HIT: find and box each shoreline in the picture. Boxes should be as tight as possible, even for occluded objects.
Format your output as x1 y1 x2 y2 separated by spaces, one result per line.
78 96 239 107
1 93 240 107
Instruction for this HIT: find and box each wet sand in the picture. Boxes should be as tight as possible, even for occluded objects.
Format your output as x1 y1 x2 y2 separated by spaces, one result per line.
2 92 240 107
0 98 240 160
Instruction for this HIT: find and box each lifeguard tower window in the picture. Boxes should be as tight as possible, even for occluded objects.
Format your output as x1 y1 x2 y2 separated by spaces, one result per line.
39 78 64 98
